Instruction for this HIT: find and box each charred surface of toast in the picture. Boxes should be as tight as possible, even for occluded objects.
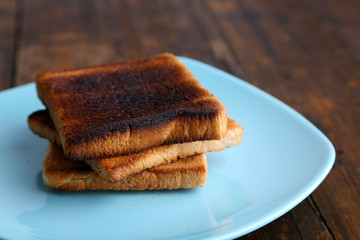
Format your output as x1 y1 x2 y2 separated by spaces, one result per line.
36 54 227 159
57 80 221 146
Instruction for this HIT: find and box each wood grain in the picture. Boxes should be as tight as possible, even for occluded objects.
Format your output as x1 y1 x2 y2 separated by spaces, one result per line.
15 0 143 85
0 0 17 90
1 0 359 239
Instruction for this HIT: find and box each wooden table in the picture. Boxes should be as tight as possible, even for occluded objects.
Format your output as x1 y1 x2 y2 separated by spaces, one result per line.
1 0 359 239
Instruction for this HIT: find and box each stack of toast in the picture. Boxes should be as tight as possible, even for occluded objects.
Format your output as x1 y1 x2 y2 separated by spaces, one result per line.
28 53 243 191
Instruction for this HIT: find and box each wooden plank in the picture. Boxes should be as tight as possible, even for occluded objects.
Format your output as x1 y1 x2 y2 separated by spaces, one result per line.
125 0 218 64
291 198 334 240
0 0 17 90
123 0 168 56
15 0 140 86
183 0 246 78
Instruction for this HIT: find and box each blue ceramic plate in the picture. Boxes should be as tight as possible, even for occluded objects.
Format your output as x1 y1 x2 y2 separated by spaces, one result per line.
0 57 335 240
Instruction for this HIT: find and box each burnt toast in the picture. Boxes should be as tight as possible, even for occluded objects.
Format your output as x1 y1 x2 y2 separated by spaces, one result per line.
36 53 227 160
43 143 207 191
28 110 243 182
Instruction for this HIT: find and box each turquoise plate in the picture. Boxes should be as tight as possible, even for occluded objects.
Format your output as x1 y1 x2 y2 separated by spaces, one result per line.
0 57 335 240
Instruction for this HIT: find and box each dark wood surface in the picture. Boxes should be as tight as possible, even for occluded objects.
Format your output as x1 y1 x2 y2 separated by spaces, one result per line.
1 0 359 239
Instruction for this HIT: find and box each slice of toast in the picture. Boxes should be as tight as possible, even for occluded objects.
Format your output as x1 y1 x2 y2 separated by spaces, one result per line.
36 53 227 160
29 110 243 182
43 143 207 191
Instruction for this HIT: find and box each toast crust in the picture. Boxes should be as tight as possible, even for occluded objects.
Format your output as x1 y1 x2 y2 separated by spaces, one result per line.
36 53 227 160
28 110 62 146
29 110 243 182
43 143 207 191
